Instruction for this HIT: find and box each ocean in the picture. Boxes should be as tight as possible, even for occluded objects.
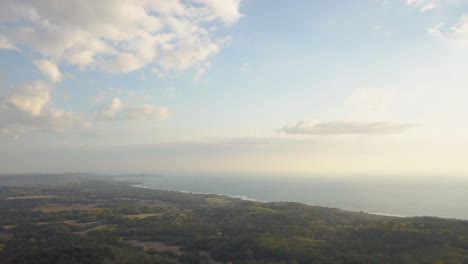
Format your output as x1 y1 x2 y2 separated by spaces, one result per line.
123 174 468 220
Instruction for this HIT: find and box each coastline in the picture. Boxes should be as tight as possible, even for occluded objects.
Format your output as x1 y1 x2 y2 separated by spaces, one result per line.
130 183 407 218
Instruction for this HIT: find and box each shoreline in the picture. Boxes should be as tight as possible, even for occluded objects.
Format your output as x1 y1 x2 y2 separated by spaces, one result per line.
130 183 408 218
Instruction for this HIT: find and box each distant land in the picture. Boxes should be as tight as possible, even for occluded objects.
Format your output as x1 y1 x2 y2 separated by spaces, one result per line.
1 173 468 263
116 174 163 179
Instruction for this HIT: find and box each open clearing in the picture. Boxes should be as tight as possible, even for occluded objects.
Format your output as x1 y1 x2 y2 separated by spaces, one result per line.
4 195 58 200
123 213 160 219
127 240 182 254
33 203 104 212
73 224 117 236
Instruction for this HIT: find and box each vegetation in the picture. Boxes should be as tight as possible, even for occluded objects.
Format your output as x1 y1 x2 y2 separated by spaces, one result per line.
0 175 468 263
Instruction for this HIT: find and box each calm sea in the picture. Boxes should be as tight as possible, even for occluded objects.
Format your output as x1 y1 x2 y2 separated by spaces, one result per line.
123 175 468 220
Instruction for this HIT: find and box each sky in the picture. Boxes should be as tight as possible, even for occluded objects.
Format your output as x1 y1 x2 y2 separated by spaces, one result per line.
1 0 468 176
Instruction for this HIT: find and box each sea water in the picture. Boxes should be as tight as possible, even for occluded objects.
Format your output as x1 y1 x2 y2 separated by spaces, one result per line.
124 174 468 220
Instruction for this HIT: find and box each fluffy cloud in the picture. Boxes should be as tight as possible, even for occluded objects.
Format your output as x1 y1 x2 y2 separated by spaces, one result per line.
281 121 418 135
196 0 242 24
0 81 88 136
97 97 169 121
0 0 242 76
7 81 50 117
34 60 62 83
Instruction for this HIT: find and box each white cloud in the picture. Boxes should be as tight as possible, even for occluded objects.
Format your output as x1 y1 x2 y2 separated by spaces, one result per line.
1 81 89 136
0 0 242 75
43 108 89 131
428 15 468 46
196 0 243 24
100 98 122 119
451 15 468 45
34 60 62 83
281 121 418 135
0 35 19 51
125 104 170 120
193 62 211 81
427 23 445 38
406 0 437 13
150 68 166 78
420 2 436 13
97 97 169 121
7 81 50 117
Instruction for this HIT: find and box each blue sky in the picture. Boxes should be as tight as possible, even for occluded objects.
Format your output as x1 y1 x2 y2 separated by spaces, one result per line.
1 0 468 176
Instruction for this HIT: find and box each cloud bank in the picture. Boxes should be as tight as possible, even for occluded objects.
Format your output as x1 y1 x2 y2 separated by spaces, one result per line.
281 121 418 135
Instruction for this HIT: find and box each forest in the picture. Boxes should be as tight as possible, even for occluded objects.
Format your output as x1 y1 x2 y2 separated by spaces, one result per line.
0 174 467 264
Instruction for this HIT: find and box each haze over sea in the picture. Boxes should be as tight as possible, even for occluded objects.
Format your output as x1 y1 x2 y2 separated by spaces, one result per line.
126 175 468 221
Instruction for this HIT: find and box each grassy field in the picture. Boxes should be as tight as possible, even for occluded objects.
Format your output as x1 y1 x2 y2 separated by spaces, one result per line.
123 213 161 219
3 195 59 200
33 203 105 212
